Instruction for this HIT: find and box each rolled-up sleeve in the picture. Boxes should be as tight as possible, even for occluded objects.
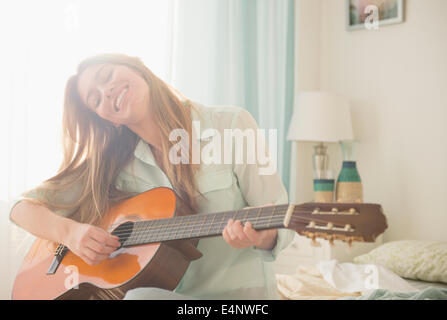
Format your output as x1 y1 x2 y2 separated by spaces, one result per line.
8 189 47 226
8 181 83 226
231 108 295 262
8 195 28 226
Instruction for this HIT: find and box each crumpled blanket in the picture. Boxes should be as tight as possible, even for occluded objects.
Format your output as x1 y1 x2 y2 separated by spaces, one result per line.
316 260 417 294
276 260 420 300
276 261 447 300
276 266 362 300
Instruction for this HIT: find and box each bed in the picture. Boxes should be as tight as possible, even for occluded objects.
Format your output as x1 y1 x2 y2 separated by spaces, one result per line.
275 239 447 300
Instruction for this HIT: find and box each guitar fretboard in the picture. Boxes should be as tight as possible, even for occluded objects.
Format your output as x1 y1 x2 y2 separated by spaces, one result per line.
120 204 290 246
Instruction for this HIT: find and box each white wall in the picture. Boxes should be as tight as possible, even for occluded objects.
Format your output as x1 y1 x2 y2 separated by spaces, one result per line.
291 0 326 204
293 0 447 242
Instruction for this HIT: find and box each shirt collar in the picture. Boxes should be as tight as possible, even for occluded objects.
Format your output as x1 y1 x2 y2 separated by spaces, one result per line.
190 101 217 141
134 101 216 166
134 138 157 166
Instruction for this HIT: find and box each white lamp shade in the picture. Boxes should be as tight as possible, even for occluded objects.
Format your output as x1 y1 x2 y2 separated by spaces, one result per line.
287 91 354 142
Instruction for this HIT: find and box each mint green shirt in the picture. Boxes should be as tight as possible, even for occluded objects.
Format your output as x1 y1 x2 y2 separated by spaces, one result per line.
9 102 295 300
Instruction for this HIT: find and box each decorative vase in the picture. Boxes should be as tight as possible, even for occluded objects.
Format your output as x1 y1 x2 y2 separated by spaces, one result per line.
335 140 363 203
314 179 335 203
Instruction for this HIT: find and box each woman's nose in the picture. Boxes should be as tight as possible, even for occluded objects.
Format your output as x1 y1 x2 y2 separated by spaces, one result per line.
96 87 114 118
96 84 115 117
101 84 115 100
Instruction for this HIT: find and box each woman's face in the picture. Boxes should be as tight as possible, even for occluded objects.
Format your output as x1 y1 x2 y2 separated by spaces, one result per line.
77 63 151 127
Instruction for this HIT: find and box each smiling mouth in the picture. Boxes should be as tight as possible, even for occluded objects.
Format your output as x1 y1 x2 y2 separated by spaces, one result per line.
114 85 129 112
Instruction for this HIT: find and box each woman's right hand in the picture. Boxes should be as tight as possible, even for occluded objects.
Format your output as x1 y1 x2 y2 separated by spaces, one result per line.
65 222 121 266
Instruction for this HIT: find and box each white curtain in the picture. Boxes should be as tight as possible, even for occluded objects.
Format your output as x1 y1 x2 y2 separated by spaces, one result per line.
0 0 294 299
169 0 295 188
0 0 174 299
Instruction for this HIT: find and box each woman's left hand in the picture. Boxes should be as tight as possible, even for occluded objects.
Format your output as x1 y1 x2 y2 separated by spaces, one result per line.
222 204 278 250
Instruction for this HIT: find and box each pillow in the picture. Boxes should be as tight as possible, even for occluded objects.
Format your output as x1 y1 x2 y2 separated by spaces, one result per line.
353 240 447 284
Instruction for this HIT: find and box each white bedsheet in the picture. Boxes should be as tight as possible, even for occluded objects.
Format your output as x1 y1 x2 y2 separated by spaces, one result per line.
276 265 362 300
404 279 447 291
276 259 421 300
316 260 418 295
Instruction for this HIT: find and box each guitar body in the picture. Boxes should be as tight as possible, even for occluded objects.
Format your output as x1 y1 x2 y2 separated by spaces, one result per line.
12 187 202 300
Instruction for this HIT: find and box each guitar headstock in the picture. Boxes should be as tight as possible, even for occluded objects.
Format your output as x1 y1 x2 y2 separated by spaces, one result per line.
287 202 387 245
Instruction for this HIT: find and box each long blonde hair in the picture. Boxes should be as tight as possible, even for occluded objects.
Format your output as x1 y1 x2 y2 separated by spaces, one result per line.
23 53 200 225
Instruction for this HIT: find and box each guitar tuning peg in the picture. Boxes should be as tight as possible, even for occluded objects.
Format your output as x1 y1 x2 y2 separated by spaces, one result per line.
311 235 321 247
328 235 335 246
346 236 354 248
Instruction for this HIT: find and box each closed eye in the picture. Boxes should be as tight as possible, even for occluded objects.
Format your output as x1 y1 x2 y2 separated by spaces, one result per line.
95 95 101 108
105 68 113 82
89 92 101 109
101 67 114 84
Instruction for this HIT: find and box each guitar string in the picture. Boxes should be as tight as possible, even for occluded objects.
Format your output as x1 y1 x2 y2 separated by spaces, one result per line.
122 215 355 246
109 206 289 235
124 217 287 245
55 208 356 252
107 205 289 228
112 208 288 238
112 212 352 244
54 212 356 253
110 207 350 237
120 214 289 240
111 206 350 234
55 211 288 253
123 207 280 244
109 203 347 233
115 212 290 242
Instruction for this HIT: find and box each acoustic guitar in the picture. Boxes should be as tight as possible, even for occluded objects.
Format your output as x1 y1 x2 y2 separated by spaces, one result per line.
12 187 387 300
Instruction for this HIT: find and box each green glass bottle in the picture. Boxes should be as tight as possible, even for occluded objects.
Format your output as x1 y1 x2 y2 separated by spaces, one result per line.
335 140 363 203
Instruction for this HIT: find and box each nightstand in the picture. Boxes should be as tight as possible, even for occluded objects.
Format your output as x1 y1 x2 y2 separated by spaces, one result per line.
274 233 384 275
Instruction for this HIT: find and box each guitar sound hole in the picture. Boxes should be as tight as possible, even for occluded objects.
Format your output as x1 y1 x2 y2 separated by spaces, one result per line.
111 221 135 247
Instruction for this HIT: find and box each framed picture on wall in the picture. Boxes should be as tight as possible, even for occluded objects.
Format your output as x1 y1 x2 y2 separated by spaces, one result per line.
346 0 404 31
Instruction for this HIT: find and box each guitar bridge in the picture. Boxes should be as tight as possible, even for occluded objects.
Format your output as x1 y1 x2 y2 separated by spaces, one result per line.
46 244 68 275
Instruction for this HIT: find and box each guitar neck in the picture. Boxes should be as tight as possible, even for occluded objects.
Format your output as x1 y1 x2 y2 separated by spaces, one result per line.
120 204 292 247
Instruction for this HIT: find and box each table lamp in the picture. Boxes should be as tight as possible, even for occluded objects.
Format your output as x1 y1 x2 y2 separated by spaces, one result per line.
287 92 353 202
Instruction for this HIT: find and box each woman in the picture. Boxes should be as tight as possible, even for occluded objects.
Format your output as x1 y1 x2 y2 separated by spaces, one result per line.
9 53 295 300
